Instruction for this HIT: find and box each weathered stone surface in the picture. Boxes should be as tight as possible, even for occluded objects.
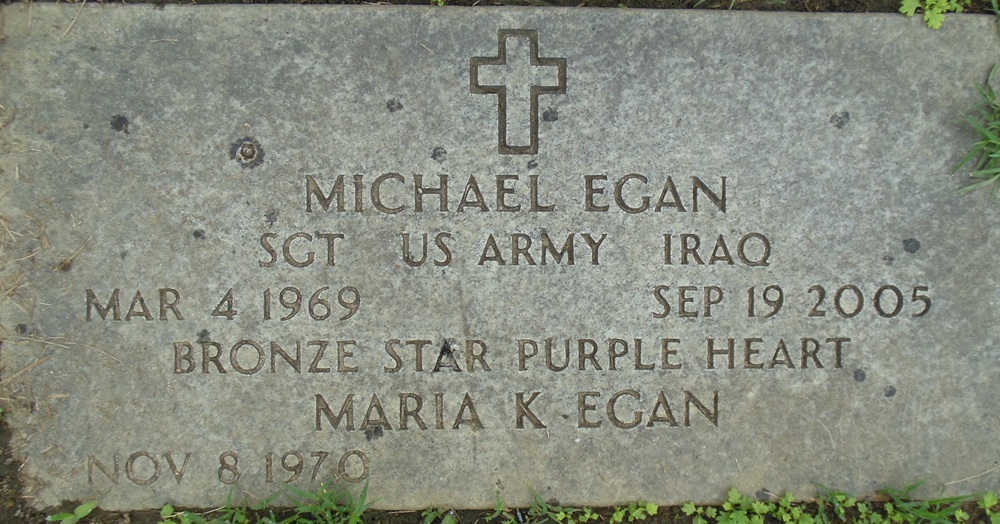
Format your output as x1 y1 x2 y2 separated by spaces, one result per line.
0 4 999 511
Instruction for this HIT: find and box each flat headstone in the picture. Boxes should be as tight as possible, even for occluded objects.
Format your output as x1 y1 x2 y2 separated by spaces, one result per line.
1 4 999 511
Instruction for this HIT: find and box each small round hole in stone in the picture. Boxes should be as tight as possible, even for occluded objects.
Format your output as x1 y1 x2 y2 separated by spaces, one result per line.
230 137 265 169
239 143 257 161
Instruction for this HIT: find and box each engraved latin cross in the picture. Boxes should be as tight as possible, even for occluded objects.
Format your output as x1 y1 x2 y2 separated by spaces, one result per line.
470 29 567 155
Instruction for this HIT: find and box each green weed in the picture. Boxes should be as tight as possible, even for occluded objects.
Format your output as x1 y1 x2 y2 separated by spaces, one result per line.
46 501 97 524
955 65 1000 201
682 501 719 524
816 487 857 524
156 483 370 524
899 0 969 28
485 491 519 524
854 501 885 524
422 507 458 524
485 492 602 524
198 488 262 524
978 492 1000 524
159 504 211 524
610 501 658 523
881 483 969 524
774 492 815 524
716 487 774 524
679 486 983 524
145 484 993 524
993 0 1000 27
284 481 375 524
528 494 600 524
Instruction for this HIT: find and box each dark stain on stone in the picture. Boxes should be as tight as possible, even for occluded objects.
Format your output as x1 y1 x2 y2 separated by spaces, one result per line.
230 137 264 169
56 258 72 272
884 385 897 398
15 324 28 335
89 46 97 51
193 229 206 240
120 251 128 260
110 115 130 134
755 489 771 501
830 111 850 129
364 425 384 441
853 369 866 382
431 146 447 162
542 107 558 122
883 255 894 266
527 160 538 170
903 238 920 253
265 207 278 226
83 123 90 129
386 98 403 113
197 329 210 343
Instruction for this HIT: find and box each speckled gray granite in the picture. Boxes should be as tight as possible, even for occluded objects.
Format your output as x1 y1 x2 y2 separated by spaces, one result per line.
1 4 999 511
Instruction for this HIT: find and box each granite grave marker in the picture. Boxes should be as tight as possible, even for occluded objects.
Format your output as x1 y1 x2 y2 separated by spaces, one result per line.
0 4 999 511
